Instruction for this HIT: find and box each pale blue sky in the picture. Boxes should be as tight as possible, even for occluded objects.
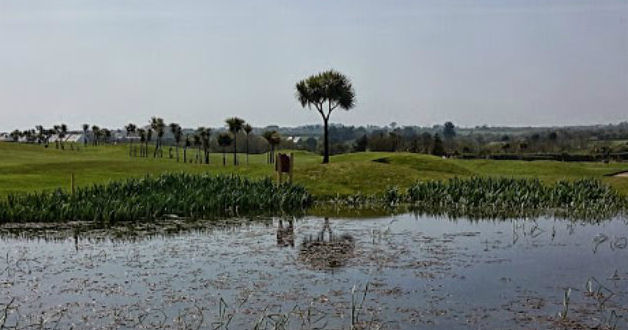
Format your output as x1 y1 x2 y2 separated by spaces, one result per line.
1 0 626 131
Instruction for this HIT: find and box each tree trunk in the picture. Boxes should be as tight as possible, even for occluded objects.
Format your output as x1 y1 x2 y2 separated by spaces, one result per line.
246 136 249 165
176 144 179 162
233 134 237 166
222 149 226 166
183 146 187 163
323 118 329 164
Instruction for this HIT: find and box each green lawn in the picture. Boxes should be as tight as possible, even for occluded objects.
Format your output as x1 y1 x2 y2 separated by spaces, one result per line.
0 142 626 198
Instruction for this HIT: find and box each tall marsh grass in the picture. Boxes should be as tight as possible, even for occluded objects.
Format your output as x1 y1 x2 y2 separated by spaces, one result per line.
0 173 312 223
397 177 626 220
382 177 627 219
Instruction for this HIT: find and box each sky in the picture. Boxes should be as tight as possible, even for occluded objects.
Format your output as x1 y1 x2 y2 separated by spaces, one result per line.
0 0 627 131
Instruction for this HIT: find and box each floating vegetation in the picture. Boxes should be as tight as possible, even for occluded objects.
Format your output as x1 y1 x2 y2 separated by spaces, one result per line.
0 174 312 223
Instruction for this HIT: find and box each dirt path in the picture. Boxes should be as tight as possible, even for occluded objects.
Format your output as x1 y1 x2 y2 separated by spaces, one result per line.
614 171 628 177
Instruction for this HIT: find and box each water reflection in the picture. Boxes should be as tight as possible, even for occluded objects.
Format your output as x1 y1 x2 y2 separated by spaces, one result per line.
298 218 355 269
0 214 626 329
276 218 294 247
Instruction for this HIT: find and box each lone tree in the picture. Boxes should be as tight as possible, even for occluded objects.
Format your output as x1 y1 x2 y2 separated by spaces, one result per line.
225 117 245 165
296 70 355 164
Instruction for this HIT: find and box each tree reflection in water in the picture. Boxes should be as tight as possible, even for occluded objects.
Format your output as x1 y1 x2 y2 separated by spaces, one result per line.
276 218 295 247
298 218 355 269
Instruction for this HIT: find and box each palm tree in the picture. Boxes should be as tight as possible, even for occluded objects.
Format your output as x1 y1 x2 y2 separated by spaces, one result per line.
146 129 153 157
59 124 68 149
225 117 245 165
125 123 137 156
35 125 44 144
192 134 201 163
198 127 211 164
23 130 35 143
43 128 53 147
243 123 253 165
103 129 112 144
137 128 146 156
91 125 100 146
262 130 281 164
82 124 89 146
9 130 21 142
52 125 60 149
217 132 233 166
151 117 165 158
183 135 190 163
295 70 356 163
169 123 182 162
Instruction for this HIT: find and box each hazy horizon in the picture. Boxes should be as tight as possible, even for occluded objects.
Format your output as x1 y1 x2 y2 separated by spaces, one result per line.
1 0 627 132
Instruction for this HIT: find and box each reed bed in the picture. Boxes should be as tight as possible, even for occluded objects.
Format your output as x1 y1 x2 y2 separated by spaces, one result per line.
398 177 626 220
0 173 311 223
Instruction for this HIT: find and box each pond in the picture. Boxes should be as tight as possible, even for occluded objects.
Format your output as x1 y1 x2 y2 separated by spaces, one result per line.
0 213 627 329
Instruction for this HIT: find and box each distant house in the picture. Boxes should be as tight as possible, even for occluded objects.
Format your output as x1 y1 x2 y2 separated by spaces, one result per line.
48 133 86 144
0 133 11 142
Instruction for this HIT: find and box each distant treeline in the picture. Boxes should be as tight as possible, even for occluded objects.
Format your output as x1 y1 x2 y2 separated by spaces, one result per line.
289 121 628 160
5 121 628 160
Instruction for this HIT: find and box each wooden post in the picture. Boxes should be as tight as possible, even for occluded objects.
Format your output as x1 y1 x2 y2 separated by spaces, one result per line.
289 152 294 184
71 173 75 196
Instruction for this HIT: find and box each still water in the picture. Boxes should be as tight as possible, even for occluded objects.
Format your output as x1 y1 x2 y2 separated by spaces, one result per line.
0 213 626 329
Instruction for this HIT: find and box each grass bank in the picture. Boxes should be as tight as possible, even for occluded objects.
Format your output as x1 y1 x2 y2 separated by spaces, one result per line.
0 142 626 198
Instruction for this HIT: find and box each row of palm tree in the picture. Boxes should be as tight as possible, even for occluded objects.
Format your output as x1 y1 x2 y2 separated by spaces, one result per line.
120 116 281 166
9 70 354 165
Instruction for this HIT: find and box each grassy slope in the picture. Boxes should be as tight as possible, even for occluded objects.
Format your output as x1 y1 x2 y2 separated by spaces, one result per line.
0 142 626 197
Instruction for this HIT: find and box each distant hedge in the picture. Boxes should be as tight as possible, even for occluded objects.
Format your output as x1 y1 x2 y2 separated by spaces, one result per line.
460 152 628 162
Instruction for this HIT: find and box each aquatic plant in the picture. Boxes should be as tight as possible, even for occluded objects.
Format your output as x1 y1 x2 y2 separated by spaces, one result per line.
558 288 571 320
350 281 370 329
400 177 625 220
0 173 312 223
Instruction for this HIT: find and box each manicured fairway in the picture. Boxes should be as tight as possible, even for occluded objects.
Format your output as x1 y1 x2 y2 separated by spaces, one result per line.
0 142 626 197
